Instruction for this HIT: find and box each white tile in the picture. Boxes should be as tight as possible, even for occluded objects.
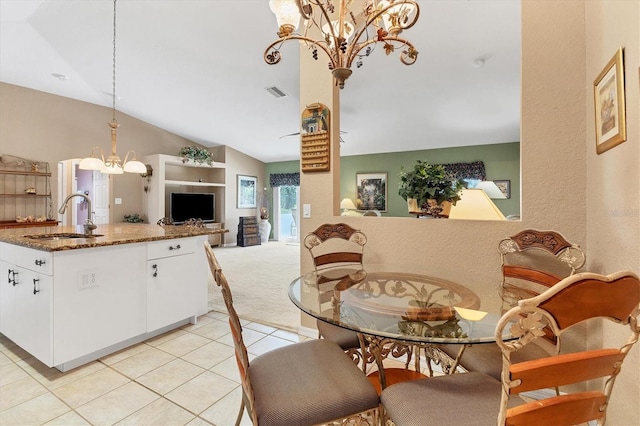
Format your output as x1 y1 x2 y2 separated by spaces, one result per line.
199 386 252 426
52 367 130 408
246 335 294 356
110 347 176 379
155 333 212 357
0 392 70 426
165 371 238 414
115 397 195 425
0 374 48 411
136 358 204 395
75 381 159 426
180 341 235 370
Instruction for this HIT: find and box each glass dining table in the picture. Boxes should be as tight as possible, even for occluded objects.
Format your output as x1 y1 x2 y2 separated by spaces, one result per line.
288 264 514 392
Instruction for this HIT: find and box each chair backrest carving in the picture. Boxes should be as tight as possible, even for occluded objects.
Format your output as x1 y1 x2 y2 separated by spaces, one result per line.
204 242 258 425
304 223 367 272
495 271 640 426
498 229 585 310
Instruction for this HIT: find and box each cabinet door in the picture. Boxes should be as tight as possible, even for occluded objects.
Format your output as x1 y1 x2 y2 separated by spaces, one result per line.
147 253 197 331
15 270 52 366
0 260 17 339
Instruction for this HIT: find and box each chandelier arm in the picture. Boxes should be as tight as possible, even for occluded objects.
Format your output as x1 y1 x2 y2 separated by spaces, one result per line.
343 0 420 61
264 35 336 69
345 36 418 69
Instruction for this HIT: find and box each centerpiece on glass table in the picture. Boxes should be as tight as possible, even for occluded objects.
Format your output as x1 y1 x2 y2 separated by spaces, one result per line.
398 160 466 218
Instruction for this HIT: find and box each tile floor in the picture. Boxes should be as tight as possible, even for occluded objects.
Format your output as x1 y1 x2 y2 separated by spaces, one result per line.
0 311 411 426
0 311 308 426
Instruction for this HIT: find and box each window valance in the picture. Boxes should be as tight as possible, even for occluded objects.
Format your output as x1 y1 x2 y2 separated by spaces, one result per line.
439 161 486 181
270 173 300 187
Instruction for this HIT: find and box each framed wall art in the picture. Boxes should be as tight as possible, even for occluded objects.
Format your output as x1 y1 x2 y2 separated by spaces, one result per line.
494 180 511 199
356 172 387 211
594 47 626 154
237 175 257 208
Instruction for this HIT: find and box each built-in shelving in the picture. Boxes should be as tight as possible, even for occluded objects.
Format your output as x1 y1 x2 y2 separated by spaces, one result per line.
0 155 56 229
143 154 226 243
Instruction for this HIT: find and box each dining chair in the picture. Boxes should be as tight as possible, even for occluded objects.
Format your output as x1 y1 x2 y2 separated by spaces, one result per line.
381 270 640 426
303 223 369 367
204 242 380 426
438 229 586 378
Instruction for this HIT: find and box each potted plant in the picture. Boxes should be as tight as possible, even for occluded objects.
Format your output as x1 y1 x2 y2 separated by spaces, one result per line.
178 146 214 166
398 160 466 217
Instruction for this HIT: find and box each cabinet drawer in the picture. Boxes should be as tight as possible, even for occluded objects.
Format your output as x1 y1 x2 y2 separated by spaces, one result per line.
238 224 258 235
147 237 196 260
239 216 258 225
238 234 261 247
1 243 52 275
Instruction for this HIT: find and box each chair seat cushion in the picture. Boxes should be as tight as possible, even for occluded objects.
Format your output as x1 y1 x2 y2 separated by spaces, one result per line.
317 320 361 350
439 342 551 380
381 372 506 426
250 339 379 425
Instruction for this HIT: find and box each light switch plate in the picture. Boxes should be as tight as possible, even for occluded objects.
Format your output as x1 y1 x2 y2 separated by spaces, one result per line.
303 204 311 218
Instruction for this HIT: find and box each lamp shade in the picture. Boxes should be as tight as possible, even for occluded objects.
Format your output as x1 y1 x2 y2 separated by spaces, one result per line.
340 198 357 210
475 181 507 199
448 189 506 220
379 0 417 34
123 159 148 174
79 156 104 171
269 0 301 31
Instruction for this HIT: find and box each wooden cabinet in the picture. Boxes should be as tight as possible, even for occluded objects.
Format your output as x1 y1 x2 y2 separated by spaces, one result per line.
237 216 260 247
206 222 222 247
0 155 57 228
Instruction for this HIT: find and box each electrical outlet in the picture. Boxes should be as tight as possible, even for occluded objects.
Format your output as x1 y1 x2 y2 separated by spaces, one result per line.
114 198 122 205
79 271 98 289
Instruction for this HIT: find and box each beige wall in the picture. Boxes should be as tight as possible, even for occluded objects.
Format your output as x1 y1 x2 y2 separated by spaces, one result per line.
0 83 266 236
585 1 640 423
297 1 638 424
223 146 267 246
0 83 197 223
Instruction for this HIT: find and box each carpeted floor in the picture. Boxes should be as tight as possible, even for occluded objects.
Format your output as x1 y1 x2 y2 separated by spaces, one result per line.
208 241 302 331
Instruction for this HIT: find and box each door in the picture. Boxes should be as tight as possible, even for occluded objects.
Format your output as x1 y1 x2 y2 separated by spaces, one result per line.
275 185 300 242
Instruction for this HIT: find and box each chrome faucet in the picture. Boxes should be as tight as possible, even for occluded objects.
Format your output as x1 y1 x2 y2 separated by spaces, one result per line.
58 193 98 235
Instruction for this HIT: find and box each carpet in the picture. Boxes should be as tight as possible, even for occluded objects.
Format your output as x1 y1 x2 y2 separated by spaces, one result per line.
208 241 301 331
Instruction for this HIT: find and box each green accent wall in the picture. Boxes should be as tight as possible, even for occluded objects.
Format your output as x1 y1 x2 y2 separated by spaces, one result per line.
265 142 520 218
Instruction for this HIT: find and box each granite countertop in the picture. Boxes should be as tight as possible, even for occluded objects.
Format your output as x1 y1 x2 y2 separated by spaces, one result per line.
0 223 228 252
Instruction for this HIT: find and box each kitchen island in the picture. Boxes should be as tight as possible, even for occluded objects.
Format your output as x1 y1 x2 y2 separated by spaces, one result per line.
0 223 227 371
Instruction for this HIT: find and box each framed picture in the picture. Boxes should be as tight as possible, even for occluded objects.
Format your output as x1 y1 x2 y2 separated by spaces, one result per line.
494 180 511 199
237 175 257 208
594 47 626 154
356 172 387 211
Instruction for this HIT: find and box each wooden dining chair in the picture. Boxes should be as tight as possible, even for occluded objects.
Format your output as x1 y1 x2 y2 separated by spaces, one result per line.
438 229 586 379
204 242 379 426
303 223 369 367
381 270 640 426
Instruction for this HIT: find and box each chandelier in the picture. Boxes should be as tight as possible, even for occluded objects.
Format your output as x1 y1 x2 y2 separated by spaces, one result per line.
265 0 420 89
79 0 146 175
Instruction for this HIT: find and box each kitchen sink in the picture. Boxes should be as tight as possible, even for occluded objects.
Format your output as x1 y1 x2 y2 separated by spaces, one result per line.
24 233 104 240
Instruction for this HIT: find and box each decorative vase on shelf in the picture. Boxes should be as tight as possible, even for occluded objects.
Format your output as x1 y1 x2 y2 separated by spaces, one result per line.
259 219 271 243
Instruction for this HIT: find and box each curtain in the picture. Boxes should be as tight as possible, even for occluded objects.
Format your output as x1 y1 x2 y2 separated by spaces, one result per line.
439 161 486 181
270 172 300 187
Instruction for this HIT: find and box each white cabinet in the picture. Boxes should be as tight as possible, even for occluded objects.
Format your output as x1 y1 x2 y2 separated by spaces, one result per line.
0 247 53 364
0 236 206 371
147 238 198 330
143 154 226 228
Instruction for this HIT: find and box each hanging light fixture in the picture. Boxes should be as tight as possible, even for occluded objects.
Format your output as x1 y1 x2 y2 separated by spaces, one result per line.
265 0 420 89
79 0 146 175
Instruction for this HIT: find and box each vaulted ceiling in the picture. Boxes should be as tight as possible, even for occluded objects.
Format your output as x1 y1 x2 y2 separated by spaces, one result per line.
0 0 521 163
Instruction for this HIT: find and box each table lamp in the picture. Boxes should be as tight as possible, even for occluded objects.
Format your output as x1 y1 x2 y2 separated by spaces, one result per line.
340 198 357 216
449 189 506 220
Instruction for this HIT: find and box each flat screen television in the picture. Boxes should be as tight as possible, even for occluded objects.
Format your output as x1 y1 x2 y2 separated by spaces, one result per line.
170 192 215 224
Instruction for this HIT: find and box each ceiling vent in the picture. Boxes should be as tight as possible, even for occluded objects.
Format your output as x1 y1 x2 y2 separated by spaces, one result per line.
265 86 288 98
